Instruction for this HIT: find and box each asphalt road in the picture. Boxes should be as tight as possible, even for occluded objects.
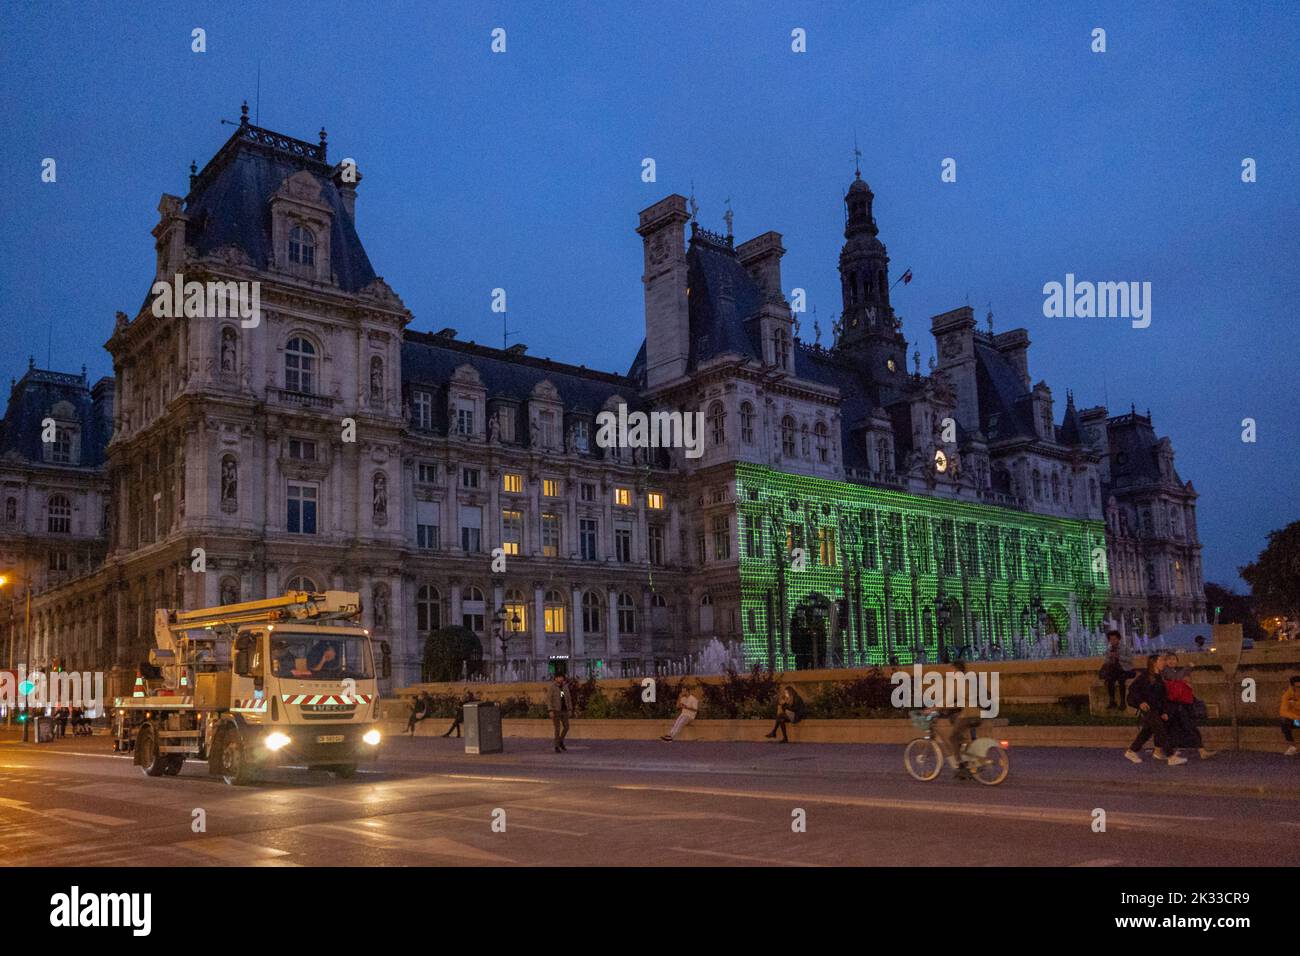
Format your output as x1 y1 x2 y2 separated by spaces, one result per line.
0 732 1296 867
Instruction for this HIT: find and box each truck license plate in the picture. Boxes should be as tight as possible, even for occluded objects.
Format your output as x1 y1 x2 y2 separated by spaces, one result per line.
316 734 344 744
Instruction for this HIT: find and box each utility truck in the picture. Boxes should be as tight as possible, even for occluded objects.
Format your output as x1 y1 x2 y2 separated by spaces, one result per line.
112 591 389 785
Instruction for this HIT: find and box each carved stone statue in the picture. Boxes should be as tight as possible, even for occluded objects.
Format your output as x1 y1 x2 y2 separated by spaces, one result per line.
221 329 237 373
373 473 388 518
221 457 238 501
373 584 390 629
369 358 383 405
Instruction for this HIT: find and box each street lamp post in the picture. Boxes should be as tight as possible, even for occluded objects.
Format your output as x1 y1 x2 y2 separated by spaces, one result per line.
491 608 504 682
0 572 33 740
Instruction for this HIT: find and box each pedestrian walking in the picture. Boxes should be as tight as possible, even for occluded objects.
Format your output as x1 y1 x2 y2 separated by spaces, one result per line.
1280 674 1300 757
660 684 700 741
1123 654 1187 765
547 673 572 753
1098 630 1136 709
442 688 476 738
1162 653 1215 759
54 706 69 739
764 685 804 743
405 691 431 736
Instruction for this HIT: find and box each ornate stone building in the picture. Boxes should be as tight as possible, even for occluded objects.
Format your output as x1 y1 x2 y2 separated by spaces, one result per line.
3 113 1204 692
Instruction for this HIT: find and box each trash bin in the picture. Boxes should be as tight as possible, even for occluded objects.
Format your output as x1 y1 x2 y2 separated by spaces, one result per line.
463 701 502 754
34 716 55 743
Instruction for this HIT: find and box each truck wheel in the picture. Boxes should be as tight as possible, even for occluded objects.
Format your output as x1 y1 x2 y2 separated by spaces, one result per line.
327 764 358 779
137 727 167 777
218 730 255 786
161 754 186 776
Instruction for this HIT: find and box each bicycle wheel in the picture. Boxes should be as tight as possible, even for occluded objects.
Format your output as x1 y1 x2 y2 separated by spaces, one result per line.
972 744 1010 786
904 737 944 781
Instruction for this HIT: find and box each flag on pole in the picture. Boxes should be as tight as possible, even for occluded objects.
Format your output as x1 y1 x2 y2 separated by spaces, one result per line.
901 268 913 285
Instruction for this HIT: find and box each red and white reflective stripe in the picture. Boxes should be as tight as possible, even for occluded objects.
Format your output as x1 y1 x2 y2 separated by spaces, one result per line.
280 694 372 706
231 698 268 712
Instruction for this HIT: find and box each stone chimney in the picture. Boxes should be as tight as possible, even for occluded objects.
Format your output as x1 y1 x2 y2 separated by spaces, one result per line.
637 195 691 389
993 328 1031 388
736 231 785 294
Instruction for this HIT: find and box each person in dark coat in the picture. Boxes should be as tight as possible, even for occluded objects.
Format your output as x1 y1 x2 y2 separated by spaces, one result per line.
405 691 431 735
764 685 804 743
442 689 477 738
1124 654 1187 765
546 674 572 753
1098 630 1136 709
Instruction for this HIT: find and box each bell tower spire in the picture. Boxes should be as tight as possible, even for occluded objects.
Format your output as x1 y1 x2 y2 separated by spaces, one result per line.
834 170 907 380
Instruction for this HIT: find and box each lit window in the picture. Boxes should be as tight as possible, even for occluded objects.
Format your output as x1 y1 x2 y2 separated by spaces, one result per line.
542 513 560 557
501 509 523 555
614 487 632 507
647 491 665 510
504 589 528 632
544 590 566 633
818 526 836 567
502 473 523 494
543 478 561 497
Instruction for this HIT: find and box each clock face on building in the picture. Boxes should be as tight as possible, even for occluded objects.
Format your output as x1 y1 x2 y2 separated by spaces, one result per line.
934 449 948 473
886 358 896 373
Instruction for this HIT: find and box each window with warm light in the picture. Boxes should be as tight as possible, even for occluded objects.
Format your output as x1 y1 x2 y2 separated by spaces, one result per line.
501 510 522 554
542 478 561 498
647 491 665 510
502 472 523 494
614 487 632 507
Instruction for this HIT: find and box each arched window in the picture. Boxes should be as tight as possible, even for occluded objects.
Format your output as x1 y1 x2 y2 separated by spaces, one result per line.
582 590 602 633
781 416 796 457
285 336 317 394
462 586 486 633
504 588 528 633
289 224 315 266
544 589 566 634
617 593 636 634
699 593 714 634
47 495 71 534
815 421 829 463
1031 469 1042 500
416 585 441 632
708 401 726 446
740 402 755 444
286 574 318 593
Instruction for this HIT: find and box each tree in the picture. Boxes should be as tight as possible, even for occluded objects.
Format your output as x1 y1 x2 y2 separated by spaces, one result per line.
1239 520 1300 621
422 625 484 682
1203 582 1264 642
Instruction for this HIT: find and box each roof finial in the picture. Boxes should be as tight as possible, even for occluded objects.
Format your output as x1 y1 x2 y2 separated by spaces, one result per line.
240 100 249 126
319 127 327 147
723 196 733 238
689 181 699 222
986 302 994 334
853 131 862 180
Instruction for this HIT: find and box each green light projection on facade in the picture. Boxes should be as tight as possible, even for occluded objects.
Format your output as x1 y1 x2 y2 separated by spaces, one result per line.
734 463 1111 670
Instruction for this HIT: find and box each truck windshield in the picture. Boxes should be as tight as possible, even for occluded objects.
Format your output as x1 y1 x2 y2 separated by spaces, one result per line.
269 633 374 681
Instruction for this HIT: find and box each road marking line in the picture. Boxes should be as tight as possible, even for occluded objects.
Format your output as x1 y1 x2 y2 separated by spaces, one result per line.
613 784 1210 830
669 845 825 867
296 820 519 861
189 837 291 863
52 809 132 827
445 773 547 784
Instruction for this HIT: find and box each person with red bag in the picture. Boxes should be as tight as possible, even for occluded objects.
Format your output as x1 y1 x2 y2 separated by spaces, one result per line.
1163 652 1215 760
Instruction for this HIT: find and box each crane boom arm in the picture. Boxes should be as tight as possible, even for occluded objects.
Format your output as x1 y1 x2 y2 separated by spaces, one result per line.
153 591 362 655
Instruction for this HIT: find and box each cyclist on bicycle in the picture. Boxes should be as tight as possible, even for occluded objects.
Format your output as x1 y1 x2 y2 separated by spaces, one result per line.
932 660 983 776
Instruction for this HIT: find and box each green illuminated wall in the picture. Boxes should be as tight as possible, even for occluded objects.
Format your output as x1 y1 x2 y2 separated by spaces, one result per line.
734 463 1111 668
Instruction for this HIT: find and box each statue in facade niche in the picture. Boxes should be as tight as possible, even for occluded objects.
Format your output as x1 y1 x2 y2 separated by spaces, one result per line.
373 473 388 518
373 585 389 629
220 329 237 373
221 457 238 501
370 360 383 405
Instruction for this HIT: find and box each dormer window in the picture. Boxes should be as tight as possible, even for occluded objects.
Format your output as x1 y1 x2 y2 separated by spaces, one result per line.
289 225 316 266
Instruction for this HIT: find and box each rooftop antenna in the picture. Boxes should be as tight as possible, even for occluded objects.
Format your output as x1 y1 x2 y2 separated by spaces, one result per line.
503 314 520 351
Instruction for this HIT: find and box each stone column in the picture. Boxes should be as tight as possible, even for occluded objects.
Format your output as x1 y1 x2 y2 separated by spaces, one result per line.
571 584 584 658
532 582 546 665
607 587 620 660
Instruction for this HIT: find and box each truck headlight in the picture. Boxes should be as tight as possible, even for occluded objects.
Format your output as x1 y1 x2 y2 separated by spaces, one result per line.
362 729 382 746
265 731 291 751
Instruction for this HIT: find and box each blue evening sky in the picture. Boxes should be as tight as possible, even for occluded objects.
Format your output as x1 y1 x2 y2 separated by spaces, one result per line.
2 1 1297 588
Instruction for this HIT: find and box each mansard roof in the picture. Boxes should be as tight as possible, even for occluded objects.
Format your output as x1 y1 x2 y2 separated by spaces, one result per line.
182 118 377 292
402 331 646 423
0 365 111 467
683 228 766 368
1106 410 1181 489
973 338 1038 442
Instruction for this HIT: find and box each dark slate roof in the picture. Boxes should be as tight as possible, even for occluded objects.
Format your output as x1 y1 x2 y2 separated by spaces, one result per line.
402 332 656 461
684 229 765 368
973 340 1037 442
181 122 376 292
0 367 111 468
1106 413 1178 489
1059 396 1083 445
